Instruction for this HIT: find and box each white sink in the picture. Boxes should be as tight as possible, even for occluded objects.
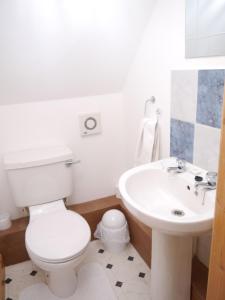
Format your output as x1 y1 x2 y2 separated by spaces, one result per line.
119 158 216 300
119 158 215 236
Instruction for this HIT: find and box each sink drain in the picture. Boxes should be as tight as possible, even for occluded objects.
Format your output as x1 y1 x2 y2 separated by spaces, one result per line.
171 209 185 217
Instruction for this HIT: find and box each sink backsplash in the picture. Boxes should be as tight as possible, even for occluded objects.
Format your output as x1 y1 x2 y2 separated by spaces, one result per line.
170 69 225 268
170 69 225 172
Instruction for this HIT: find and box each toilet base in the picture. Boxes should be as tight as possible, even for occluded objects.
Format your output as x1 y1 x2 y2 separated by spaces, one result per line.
19 263 117 300
48 269 77 298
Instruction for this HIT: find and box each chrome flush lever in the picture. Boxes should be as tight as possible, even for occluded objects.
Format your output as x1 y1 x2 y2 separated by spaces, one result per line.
65 159 81 167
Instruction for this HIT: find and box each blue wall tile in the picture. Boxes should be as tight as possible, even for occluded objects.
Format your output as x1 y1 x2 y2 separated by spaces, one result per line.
170 119 194 163
197 70 225 128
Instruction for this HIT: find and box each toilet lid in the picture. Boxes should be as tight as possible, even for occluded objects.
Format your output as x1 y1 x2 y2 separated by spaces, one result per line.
26 210 91 263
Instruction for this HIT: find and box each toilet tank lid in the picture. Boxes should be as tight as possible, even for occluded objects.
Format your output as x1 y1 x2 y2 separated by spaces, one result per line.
3 146 73 170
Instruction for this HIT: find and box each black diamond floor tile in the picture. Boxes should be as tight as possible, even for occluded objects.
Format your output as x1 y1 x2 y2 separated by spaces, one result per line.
139 272 146 278
30 270 37 276
5 278 12 284
115 281 123 287
106 264 113 269
98 249 104 254
128 256 134 261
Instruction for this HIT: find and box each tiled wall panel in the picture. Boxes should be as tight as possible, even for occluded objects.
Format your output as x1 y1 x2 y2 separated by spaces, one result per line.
170 119 194 162
171 69 225 172
170 69 225 268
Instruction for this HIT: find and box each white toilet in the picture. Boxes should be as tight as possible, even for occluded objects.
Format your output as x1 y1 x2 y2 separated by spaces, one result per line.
4 145 91 298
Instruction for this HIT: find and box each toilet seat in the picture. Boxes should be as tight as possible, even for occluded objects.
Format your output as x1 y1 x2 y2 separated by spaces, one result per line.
26 210 91 264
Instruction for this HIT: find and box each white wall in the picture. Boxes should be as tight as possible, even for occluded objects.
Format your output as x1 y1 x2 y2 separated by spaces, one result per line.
123 0 225 169
0 93 126 219
0 0 156 218
123 0 225 268
186 0 225 57
0 0 155 104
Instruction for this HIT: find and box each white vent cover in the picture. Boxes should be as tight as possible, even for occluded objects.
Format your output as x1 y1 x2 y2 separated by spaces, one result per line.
79 113 102 136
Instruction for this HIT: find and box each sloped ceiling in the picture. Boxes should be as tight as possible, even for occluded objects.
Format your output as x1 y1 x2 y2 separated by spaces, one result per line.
0 0 155 104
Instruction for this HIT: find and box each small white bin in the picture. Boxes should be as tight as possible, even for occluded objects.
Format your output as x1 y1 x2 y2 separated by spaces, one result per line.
94 209 130 253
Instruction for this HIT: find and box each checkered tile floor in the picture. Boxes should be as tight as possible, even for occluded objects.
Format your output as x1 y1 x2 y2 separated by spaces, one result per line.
5 241 151 300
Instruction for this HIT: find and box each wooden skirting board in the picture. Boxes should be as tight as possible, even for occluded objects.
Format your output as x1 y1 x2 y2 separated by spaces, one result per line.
0 195 207 300
0 254 5 300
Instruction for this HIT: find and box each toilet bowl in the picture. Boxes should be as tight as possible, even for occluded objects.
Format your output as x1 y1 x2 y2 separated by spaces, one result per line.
3 145 91 298
26 202 91 298
26 200 91 298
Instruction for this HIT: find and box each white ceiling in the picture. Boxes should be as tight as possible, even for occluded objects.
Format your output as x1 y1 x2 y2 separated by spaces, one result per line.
0 0 155 104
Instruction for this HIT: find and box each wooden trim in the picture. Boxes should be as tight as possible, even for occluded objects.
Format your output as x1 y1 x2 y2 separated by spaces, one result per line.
0 254 5 300
207 87 225 300
0 196 151 267
0 195 207 299
192 256 208 300
0 217 29 266
119 202 152 266
0 196 120 266
69 196 121 240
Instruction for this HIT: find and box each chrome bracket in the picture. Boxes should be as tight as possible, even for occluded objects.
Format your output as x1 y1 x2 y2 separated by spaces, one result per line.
65 159 81 167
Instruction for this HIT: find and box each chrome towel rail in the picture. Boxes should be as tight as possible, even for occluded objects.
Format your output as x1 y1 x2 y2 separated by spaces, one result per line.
144 96 160 117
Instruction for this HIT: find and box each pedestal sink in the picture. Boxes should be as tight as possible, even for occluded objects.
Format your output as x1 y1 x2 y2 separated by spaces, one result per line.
119 158 216 300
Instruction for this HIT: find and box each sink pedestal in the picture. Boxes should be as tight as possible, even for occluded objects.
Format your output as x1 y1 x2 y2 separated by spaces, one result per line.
119 159 215 299
151 230 193 300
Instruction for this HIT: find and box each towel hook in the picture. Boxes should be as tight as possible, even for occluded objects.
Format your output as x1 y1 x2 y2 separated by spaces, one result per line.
145 96 159 117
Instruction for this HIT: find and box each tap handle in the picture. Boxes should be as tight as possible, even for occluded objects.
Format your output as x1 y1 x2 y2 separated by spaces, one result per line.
176 158 186 169
194 175 203 182
206 171 217 186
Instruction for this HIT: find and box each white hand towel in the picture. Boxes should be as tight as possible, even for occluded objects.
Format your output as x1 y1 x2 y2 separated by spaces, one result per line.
135 116 159 166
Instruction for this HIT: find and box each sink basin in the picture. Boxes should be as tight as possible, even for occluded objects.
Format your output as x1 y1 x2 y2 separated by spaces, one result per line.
119 159 215 236
119 158 216 300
